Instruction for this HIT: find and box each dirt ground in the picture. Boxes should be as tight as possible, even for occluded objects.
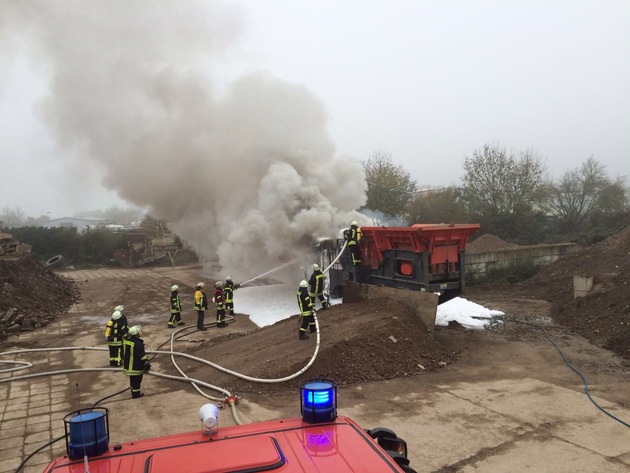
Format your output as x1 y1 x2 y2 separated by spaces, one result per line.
2 225 630 472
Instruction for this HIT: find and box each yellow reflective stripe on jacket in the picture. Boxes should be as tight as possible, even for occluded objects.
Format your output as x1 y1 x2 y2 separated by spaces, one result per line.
123 338 148 375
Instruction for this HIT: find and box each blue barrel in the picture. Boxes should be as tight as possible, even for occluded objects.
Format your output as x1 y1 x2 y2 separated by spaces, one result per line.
65 409 109 460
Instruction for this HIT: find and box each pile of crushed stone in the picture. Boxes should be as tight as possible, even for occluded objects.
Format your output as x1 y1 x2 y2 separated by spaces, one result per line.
467 233 520 253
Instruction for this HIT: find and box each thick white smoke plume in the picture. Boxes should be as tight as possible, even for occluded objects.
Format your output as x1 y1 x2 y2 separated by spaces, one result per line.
0 1 370 279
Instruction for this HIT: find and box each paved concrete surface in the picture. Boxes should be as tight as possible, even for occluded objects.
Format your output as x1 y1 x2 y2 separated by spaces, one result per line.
2 267 630 472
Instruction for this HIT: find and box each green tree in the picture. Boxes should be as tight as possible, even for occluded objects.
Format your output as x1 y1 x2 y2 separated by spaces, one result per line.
139 215 171 237
10 226 81 261
362 151 417 219
82 228 124 264
543 156 628 233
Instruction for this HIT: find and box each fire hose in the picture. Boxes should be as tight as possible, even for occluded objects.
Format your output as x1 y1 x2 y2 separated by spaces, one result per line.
0 240 350 424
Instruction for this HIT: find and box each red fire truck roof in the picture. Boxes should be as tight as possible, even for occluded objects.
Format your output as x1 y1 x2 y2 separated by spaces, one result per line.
43 416 408 473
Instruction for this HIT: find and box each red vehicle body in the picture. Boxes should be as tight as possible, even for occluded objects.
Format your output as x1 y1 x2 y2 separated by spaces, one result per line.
326 223 480 299
42 415 414 473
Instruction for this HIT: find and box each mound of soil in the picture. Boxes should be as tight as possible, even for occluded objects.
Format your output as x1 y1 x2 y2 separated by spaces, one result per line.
0 254 78 336
178 298 459 396
503 225 630 358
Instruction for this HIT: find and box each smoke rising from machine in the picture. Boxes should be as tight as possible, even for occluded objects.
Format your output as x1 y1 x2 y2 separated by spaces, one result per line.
1 1 369 279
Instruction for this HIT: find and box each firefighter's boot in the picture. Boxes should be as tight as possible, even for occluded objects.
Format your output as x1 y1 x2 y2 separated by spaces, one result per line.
299 331 309 340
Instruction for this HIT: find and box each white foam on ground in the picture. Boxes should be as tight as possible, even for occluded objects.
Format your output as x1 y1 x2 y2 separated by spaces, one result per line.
235 283 341 327
436 297 504 330
237 285 502 331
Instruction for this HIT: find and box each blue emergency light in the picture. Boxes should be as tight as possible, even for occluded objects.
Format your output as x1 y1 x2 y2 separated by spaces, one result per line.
300 379 337 423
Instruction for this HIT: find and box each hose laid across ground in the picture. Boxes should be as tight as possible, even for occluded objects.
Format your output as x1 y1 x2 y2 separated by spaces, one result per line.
1 241 351 409
3 240 352 472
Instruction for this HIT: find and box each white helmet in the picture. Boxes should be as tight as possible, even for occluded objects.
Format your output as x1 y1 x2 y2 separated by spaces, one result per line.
114 305 124 312
171 284 179 292
128 325 141 336
299 280 308 288
197 282 205 288
226 276 232 281
312 263 320 271
214 281 223 288
112 310 122 320
351 220 358 226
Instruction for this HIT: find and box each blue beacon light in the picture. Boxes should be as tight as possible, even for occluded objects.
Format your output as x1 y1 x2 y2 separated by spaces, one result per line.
300 379 337 423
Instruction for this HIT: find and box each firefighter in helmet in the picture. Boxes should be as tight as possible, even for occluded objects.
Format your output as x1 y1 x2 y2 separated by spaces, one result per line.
214 281 227 328
224 276 239 316
344 220 362 281
345 220 362 266
308 263 328 310
194 282 208 331
168 284 185 328
297 280 316 340
105 308 128 366
122 325 150 399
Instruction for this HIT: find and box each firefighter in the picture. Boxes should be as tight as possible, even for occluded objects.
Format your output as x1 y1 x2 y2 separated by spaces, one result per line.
344 220 362 280
345 220 362 265
104 309 128 366
308 264 328 310
168 284 185 328
194 282 208 331
122 325 150 399
214 281 227 328
297 280 316 340
224 276 239 316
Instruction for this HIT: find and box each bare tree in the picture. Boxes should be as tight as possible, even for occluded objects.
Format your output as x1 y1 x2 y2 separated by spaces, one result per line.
0 206 27 228
462 143 546 217
544 156 628 232
362 151 417 219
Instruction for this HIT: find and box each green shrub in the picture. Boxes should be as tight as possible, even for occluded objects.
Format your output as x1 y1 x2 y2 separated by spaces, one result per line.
9 226 123 267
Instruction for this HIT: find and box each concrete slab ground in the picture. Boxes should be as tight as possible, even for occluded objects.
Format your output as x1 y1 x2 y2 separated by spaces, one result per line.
1 266 630 472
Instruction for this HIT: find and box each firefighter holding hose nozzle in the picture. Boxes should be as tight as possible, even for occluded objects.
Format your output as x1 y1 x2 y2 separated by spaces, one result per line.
224 276 239 316
214 281 227 328
344 220 362 280
308 264 328 310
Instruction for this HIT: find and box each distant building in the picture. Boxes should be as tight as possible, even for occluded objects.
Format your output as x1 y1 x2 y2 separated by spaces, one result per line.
43 217 108 233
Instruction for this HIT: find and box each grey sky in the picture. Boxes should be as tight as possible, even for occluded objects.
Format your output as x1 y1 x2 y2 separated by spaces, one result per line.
1 0 629 220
